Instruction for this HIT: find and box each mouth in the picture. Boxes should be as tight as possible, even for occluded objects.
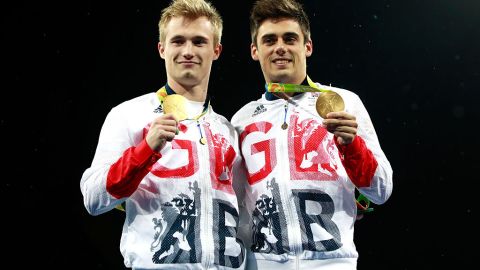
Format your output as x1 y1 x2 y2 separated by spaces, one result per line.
177 61 200 65
272 58 292 65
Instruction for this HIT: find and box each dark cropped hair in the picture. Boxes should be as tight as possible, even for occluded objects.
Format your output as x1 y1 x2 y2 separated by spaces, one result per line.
250 0 310 45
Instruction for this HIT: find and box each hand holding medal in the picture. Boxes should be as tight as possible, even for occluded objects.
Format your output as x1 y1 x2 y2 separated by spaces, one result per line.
158 89 208 145
267 77 355 146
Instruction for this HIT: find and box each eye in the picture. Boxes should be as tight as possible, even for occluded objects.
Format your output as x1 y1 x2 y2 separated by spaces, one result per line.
171 38 185 45
262 36 276 45
283 35 297 44
193 37 208 46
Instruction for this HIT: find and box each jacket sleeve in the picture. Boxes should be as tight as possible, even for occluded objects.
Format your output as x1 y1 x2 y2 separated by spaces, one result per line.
340 93 393 205
80 107 160 216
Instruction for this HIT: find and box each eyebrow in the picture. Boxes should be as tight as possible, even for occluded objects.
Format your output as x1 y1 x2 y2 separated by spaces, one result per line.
260 33 277 40
260 32 300 40
169 35 210 41
283 32 300 39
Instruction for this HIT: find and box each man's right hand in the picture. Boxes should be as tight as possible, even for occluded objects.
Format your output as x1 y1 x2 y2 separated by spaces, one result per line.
146 114 178 152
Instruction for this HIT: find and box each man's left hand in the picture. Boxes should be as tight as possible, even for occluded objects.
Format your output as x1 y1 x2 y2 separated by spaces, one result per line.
322 111 358 145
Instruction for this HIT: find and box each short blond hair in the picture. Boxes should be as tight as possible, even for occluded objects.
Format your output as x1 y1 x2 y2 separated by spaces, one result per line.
159 0 223 46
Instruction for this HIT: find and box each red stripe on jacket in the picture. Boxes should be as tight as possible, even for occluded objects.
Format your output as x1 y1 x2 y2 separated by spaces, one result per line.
336 136 378 187
106 139 161 198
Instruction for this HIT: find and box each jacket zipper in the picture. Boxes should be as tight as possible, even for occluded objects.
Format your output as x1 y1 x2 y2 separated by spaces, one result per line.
279 102 303 258
199 122 214 269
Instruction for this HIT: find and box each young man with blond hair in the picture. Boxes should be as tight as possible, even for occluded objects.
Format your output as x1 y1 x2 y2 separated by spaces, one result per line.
81 0 245 269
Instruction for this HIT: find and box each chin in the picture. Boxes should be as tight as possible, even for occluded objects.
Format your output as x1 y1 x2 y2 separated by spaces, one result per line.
180 74 201 85
182 71 196 79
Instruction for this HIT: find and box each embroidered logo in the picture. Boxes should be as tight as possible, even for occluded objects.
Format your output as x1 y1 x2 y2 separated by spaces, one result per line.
252 105 267 117
151 181 201 264
307 92 319 106
153 105 163 113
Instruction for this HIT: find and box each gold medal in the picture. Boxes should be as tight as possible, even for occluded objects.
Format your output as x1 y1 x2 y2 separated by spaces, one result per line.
315 91 345 118
199 137 207 145
162 94 188 121
281 123 288 129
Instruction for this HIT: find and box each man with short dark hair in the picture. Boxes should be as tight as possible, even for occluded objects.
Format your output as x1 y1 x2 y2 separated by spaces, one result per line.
232 0 393 269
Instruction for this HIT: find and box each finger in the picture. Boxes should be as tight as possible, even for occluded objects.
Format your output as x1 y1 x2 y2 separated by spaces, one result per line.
331 126 357 135
160 124 178 134
326 111 356 120
334 131 355 145
160 113 179 123
153 129 176 142
151 119 178 131
158 119 178 127
327 126 354 135
162 130 176 142
323 119 358 128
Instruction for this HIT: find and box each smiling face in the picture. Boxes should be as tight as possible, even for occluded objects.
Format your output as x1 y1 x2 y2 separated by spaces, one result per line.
159 16 221 89
251 18 312 84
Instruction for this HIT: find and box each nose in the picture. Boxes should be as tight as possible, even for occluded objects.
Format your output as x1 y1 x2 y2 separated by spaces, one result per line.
274 41 286 55
182 41 194 59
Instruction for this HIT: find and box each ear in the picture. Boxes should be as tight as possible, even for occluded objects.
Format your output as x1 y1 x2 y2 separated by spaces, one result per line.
158 42 165 59
251 43 259 61
213 43 222 60
305 39 313 57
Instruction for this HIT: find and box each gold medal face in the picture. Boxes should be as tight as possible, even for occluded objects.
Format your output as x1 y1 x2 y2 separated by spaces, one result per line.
199 137 207 145
281 123 288 130
315 91 345 118
163 94 188 121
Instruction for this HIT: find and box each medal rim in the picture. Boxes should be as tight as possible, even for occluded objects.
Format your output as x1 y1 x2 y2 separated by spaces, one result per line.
315 91 345 118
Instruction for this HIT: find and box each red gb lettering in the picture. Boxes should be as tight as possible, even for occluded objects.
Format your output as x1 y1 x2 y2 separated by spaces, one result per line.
151 139 199 178
288 115 339 181
240 122 277 185
204 125 236 194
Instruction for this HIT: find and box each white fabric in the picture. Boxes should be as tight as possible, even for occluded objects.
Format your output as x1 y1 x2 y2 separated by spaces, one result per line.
184 98 205 119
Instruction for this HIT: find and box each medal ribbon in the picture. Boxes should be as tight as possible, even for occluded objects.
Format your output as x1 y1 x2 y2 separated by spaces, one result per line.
267 75 332 93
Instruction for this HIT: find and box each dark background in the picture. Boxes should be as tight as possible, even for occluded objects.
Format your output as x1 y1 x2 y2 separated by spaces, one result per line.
2 0 478 269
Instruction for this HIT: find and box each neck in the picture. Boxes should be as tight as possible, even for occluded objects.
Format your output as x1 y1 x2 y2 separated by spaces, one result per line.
167 79 208 102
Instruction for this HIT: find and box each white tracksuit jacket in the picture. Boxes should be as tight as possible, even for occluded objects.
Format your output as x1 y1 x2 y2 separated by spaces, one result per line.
231 82 393 270
80 92 246 270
